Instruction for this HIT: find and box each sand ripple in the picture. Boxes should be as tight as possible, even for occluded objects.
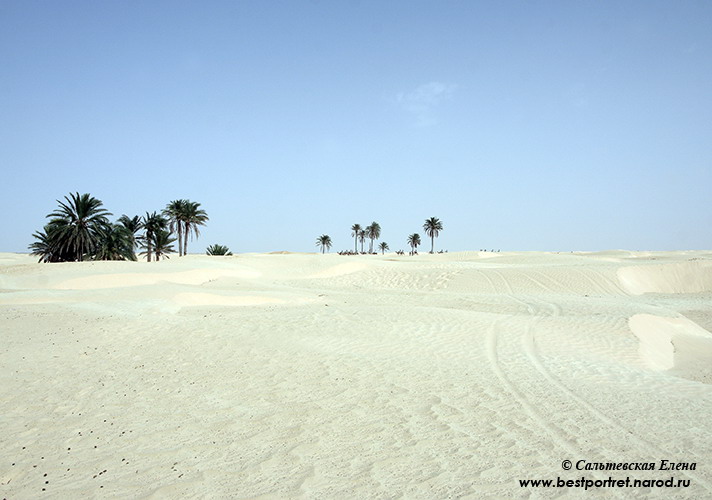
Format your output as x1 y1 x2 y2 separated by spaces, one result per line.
1 251 711 498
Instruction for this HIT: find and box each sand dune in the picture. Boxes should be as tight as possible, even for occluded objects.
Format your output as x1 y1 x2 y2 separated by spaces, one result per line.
55 268 263 291
618 260 712 295
629 314 712 383
1 251 711 498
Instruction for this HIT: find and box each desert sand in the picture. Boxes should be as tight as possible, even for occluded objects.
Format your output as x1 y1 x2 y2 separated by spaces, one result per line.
1 250 712 498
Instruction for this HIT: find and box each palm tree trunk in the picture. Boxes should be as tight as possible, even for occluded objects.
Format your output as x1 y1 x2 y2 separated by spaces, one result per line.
354 236 357 253
147 232 152 262
183 222 188 256
178 225 183 257
431 235 434 253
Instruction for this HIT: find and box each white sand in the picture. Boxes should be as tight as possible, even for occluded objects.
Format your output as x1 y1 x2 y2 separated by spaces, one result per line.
1 250 712 498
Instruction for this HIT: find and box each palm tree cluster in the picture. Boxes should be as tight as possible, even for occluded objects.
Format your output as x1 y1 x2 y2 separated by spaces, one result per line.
333 217 443 257
29 192 209 263
163 199 209 257
404 217 444 256
341 221 383 255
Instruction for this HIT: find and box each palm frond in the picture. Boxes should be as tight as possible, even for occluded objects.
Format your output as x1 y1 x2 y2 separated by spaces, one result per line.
94 224 136 261
206 244 232 256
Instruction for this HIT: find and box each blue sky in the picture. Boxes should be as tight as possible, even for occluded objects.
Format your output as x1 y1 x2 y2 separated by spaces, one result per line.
2 1 711 253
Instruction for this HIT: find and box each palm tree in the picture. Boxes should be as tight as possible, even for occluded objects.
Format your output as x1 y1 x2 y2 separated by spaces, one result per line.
94 224 136 261
358 229 366 253
29 223 72 263
141 211 168 262
29 225 56 263
379 241 389 254
206 244 232 256
407 233 421 255
316 234 332 254
351 223 362 253
365 221 381 253
423 217 444 253
117 214 143 259
163 200 188 256
140 229 176 262
181 201 209 256
46 192 112 261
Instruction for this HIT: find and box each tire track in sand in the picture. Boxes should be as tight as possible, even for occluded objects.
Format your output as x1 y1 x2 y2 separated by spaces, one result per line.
522 294 712 494
486 317 632 498
486 318 574 451
476 268 498 294
522 321 712 493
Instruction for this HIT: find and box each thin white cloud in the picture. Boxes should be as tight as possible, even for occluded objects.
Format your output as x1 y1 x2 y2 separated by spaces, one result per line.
396 81 457 126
